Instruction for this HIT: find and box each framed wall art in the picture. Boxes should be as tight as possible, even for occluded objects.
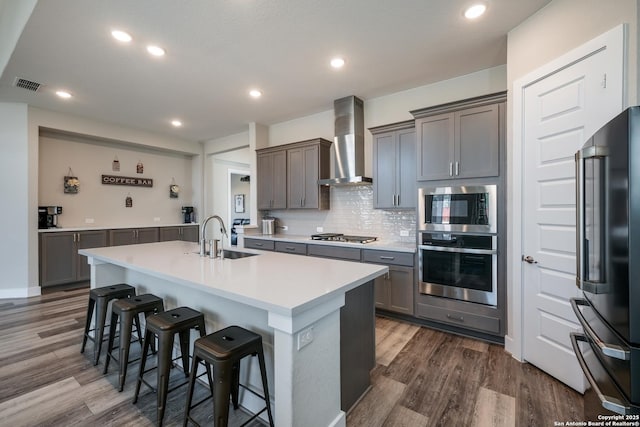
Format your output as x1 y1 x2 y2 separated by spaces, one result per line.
234 194 245 213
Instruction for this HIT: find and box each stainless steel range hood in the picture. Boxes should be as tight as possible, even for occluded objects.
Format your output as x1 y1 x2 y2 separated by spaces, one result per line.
318 95 372 186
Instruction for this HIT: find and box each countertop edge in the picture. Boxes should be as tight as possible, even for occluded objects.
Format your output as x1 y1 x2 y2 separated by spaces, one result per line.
244 233 417 253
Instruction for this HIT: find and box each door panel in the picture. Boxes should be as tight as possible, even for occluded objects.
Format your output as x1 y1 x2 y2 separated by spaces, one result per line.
373 133 395 208
522 43 622 392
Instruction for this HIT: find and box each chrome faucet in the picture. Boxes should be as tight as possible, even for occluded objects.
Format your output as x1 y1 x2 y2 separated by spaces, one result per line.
200 215 228 258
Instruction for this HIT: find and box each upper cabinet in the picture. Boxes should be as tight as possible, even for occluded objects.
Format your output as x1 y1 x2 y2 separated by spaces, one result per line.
287 139 331 210
370 121 416 209
257 149 287 210
257 138 331 211
412 92 506 182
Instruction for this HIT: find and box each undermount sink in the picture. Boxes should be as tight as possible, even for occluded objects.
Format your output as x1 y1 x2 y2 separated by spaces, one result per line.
192 249 258 259
222 249 258 259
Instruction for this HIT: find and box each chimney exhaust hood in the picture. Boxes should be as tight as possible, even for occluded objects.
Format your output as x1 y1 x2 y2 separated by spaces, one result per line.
318 95 372 186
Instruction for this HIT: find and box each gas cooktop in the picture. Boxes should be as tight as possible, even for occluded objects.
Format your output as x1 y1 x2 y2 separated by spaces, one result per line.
310 233 378 244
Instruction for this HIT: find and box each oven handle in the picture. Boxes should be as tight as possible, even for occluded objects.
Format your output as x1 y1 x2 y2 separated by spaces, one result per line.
570 332 638 415
419 244 496 255
570 298 630 360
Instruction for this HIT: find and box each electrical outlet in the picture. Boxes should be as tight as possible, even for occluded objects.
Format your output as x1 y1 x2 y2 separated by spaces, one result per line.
297 327 314 350
85 218 95 224
153 217 161 222
400 230 409 237
281 225 288 231
316 226 323 233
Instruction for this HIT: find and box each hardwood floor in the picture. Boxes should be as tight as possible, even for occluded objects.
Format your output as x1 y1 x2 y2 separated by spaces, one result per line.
0 286 584 426
347 317 585 427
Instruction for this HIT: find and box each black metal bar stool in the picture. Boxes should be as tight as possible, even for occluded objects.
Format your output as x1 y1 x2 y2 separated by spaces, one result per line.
183 325 275 427
81 283 136 365
133 306 207 427
104 293 165 391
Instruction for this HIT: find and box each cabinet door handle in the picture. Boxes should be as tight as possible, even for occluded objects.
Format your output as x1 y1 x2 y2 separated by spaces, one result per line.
285 246 296 251
449 162 453 176
76 233 80 243
379 256 395 260
255 242 264 247
73 233 76 243
446 314 464 322
396 194 400 206
455 161 459 176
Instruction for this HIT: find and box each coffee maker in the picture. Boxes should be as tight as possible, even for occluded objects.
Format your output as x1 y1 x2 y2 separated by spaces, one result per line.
181 206 195 224
38 206 62 229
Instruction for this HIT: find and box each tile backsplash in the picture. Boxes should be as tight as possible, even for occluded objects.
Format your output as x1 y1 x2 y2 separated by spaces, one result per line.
263 186 416 243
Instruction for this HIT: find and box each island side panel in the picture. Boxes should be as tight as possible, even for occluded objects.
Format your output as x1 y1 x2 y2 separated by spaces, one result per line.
272 309 345 427
340 280 375 412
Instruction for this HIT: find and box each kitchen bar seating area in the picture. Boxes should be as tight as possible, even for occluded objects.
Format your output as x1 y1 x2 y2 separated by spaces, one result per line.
77 283 276 427
0 285 585 426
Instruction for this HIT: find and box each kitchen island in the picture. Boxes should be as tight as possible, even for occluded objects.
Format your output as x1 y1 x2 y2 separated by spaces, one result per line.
80 240 387 427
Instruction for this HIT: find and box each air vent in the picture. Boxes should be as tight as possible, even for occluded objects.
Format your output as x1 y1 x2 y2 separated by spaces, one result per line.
14 77 42 92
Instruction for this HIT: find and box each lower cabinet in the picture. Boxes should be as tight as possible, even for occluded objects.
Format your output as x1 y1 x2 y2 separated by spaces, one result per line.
363 249 415 315
274 241 307 255
244 238 275 251
159 225 199 242
39 230 108 287
415 299 501 336
109 227 159 246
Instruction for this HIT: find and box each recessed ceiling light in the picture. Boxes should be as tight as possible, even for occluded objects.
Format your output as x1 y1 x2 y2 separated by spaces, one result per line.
330 57 345 69
55 90 72 99
147 45 166 57
111 30 132 43
464 3 487 19
171 119 183 127
249 89 262 98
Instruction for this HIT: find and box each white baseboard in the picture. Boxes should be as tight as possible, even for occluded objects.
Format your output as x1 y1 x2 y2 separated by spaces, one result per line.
0 286 41 299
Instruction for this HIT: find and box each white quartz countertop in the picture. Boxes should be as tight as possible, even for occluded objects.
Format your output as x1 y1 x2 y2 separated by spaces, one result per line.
39 223 199 233
244 233 417 253
80 241 387 317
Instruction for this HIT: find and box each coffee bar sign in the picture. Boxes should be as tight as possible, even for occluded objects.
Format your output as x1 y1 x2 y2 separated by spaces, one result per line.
102 175 153 187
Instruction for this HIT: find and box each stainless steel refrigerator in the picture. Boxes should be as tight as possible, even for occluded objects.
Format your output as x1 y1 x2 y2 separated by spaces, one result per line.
572 106 640 417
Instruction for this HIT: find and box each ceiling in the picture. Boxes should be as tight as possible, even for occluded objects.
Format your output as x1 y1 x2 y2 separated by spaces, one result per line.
0 0 551 143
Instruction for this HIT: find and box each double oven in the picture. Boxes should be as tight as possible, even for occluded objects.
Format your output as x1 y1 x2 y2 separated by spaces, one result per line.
418 185 497 306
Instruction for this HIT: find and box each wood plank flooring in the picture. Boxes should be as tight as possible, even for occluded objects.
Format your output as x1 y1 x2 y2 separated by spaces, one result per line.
0 286 584 426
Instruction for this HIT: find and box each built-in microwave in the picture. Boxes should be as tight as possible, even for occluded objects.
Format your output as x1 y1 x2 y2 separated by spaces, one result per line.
418 185 497 234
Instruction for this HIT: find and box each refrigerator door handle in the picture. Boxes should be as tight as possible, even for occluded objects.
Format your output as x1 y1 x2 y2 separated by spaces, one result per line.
570 332 637 415
576 146 610 294
570 298 630 360
575 150 585 290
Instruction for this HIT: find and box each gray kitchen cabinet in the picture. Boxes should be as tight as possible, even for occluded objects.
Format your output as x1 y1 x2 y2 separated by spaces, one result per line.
244 238 275 251
39 230 108 287
370 121 416 209
363 249 415 315
159 225 199 242
415 299 501 335
412 92 506 181
257 149 287 210
274 241 307 255
109 227 159 246
287 139 331 210
307 244 362 261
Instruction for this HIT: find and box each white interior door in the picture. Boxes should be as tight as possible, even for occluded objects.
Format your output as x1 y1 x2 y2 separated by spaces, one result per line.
521 31 624 392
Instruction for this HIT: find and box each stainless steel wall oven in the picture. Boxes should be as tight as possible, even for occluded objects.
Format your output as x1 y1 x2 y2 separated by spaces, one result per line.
418 184 498 306
419 232 497 306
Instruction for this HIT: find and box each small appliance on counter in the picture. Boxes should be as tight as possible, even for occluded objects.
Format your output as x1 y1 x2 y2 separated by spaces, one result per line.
38 206 62 229
181 206 195 223
262 217 277 235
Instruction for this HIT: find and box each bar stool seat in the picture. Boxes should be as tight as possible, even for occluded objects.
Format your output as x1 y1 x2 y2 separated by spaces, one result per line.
183 325 274 427
133 306 207 427
81 283 136 365
104 293 165 391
